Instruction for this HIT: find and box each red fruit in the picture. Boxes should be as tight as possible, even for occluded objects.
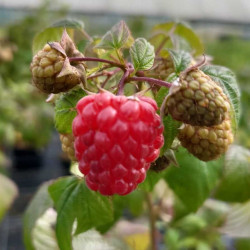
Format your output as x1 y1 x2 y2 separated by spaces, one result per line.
73 92 164 195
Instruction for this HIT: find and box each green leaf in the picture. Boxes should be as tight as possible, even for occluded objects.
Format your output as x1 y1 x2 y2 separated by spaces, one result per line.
201 65 241 131
32 18 84 55
155 86 169 107
48 176 113 250
51 19 84 29
139 170 166 192
214 145 250 202
130 38 155 71
54 88 86 134
164 228 180 250
95 20 133 50
23 182 53 250
125 190 145 217
168 49 192 74
152 22 204 56
156 86 181 154
0 173 18 221
165 147 222 218
161 115 181 154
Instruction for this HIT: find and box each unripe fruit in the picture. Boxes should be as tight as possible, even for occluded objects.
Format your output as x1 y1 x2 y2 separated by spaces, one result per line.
178 119 234 161
59 133 76 161
73 92 164 195
165 69 230 126
146 57 175 80
30 44 83 93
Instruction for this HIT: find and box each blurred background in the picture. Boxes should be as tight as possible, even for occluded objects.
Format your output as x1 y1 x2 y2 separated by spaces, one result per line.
0 0 249 249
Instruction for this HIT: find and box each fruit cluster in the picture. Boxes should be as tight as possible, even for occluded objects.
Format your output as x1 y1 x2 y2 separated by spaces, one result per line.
165 68 234 161
72 92 164 195
29 28 236 195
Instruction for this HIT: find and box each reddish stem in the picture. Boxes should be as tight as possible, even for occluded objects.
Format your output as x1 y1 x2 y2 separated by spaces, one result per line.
129 76 172 88
87 72 105 80
117 70 130 95
69 57 125 70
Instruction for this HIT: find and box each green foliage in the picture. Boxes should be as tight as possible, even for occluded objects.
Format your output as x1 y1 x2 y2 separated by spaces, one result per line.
201 65 241 131
165 148 223 219
23 182 53 250
32 18 85 55
96 20 133 50
48 176 113 250
51 19 84 30
55 88 86 134
18 16 247 250
161 116 181 153
168 49 192 74
214 145 250 202
139 170 166 192
151 22 204 56
130 38 155 71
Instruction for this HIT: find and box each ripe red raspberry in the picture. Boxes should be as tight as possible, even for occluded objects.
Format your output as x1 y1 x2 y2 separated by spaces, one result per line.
73 92 164 195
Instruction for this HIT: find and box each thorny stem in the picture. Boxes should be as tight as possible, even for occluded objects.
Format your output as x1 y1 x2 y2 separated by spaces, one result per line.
69 57 125 70
145 192 157 250
129 76 172 88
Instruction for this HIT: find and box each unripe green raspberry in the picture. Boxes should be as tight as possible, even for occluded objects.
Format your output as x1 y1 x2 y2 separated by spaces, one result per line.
178 119 234 161
165 69 230 126
59 133 76 161
146 57 175 80
30 44 83 93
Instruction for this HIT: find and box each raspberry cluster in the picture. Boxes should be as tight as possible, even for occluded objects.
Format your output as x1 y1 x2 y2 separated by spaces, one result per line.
163 68 234 161
73 92 164 195
166 69 230 127
178 119 233 161
30 44 82 93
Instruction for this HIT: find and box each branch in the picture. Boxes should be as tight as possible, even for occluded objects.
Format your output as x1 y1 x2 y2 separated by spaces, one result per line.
129 76 172 88
69 57 125 70
145 192 157 250
117 70 130 95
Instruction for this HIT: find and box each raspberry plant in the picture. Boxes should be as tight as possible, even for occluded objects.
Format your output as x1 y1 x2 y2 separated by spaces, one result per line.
24 19 249 250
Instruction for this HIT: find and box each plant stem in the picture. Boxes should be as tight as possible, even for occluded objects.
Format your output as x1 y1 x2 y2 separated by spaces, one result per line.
145 192 157 250
117 70 130 95
129 76 172 88
87 72 105 80
155 36 170 56
69 57 125 70
80 29 93 42
101 75 112 88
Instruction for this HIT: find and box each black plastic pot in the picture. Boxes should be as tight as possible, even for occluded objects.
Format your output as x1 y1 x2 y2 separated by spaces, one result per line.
12 147 43 169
